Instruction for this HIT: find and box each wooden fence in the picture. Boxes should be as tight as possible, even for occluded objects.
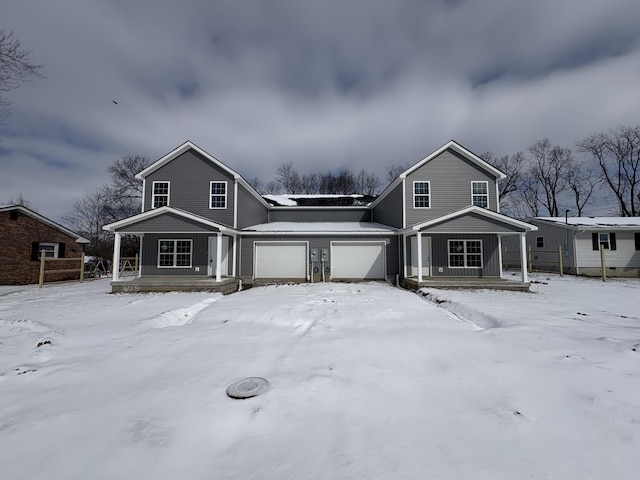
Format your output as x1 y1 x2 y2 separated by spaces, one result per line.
39 251 85 288
503 245 565 276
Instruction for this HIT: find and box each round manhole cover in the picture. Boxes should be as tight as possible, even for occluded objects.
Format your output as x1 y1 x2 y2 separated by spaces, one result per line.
226 377 269 399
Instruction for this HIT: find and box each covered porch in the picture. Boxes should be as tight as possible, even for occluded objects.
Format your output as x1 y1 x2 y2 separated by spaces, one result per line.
103 207 238 293
401 206 537 290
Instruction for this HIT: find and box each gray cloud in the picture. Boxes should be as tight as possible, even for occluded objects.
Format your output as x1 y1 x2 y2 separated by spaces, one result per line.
1 0 639 220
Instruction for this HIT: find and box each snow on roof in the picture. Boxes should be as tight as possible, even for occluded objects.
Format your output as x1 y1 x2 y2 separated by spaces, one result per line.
534 217 640 229
263 194 374 207
244 222 396 232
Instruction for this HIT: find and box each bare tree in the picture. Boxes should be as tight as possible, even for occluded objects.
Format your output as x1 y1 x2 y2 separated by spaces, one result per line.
276 162 302 193
385 162 411 183
578 125 640 216
527 138 573 216
0 30 42 125
4 192 34 210
355 169 380 195
301 173 320 194
246 177 265 194
567 166 600 216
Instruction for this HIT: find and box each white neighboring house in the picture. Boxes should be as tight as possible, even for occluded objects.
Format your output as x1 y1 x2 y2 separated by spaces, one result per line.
505 217 640 277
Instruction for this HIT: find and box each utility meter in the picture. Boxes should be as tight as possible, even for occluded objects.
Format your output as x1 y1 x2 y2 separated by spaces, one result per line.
310 248 318 261
321 248 329 261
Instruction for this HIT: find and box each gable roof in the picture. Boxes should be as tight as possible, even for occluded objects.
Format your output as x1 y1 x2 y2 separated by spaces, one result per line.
103 206 231 232
531 217 640 231
0 205 90 243
372 140 506 208
406 205 537 233
136 140 270 208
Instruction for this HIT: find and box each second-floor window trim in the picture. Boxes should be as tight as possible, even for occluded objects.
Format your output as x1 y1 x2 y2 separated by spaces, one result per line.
413 181 431 209
210 181 227 209
152 181 170 209
471 181 489 208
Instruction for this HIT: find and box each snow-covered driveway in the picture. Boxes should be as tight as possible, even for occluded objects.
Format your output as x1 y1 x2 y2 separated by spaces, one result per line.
1 277 638 479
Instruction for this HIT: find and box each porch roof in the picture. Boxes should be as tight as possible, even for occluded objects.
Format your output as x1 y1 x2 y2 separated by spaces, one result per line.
404 206 538 234
103 206 232 234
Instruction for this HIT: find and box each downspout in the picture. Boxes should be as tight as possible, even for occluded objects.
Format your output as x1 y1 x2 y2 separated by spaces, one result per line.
574 229 585 276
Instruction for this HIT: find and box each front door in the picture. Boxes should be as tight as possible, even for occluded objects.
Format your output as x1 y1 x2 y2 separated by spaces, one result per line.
410 235 431 277
208 236 229 277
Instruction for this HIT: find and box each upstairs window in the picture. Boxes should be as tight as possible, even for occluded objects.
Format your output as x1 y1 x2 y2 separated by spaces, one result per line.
152 181 170 208
448 239 483 268
413 181 431 208
210 181 227 209
471 181 489 208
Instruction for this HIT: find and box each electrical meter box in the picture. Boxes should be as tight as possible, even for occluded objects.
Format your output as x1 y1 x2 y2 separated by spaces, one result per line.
321 248 329 261
310 248 318 261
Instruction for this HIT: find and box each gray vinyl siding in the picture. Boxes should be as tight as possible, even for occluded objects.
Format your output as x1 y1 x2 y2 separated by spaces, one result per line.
405 149 498 227
117 212 217 233
424 212 527 234
373 183 403 228
237 184 269 228
429 233 500 277
141 233 209 276
529 223 576 270
269 208 371 223
239 234 398 279
143 149 236 227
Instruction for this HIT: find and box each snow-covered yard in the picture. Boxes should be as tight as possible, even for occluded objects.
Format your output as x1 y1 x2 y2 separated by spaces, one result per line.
1 274 639 479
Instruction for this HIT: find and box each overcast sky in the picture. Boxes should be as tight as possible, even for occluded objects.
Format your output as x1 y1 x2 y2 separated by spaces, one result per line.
2 0 639 222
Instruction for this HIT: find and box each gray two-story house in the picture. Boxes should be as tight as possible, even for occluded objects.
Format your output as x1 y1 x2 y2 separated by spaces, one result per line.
104 140 536 292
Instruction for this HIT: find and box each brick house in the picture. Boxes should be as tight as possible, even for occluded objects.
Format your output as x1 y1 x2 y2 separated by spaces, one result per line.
0 205 90 285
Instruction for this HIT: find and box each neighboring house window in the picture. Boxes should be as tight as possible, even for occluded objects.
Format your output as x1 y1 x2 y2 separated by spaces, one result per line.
158 239 192 268
635 232 640 251
471 181 489 208
210 181 227 209
9 210 18 220
38 242 59 259
591 232 617 251
413 181 431 208
152 181 170 208
448 240 483 268
536 236 544 248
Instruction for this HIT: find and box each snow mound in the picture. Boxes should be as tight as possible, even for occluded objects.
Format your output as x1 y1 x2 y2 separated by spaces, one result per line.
145 297 221 328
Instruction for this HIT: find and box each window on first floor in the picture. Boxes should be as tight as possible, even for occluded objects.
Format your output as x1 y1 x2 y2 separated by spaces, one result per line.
31 242 64 260
158 239 192 267
592 232 616 251
536 236 544 248
448 239 483 268
413 181 431 208
471 181 489 208
152 181 170 208
210 181 227 209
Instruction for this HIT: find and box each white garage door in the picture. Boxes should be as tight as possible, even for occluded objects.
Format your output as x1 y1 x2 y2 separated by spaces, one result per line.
254 242 307 279
331 241 385 279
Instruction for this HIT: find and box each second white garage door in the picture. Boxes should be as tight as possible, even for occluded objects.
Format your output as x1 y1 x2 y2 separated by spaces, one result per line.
254 242 307 279
330 241 386 279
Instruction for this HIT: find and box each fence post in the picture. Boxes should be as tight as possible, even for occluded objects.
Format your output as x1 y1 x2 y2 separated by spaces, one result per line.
502 246 507 270
135 254 139 278
80 253 85 283
600 244 607 282
558 244 563 277
39 250 46 288
528 245 532 273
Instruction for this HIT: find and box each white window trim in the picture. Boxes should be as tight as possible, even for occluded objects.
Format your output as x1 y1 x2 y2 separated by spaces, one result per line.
38 242 59 259
598 232 610 249
157 239 193 268
471 181 489 208
413 181 431 209
152 181 170 209
447 239 483 269
209 181 228 209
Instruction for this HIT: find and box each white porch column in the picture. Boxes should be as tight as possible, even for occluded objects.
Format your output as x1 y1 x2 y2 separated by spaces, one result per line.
417 232 423 282
231 234 237 277
402 234 408 279
520 233 528 283
216 232 223 282
112 232 121 281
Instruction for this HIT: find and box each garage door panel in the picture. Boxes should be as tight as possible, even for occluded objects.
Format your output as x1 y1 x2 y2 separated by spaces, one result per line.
255 243 307 278
331 242 385 279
